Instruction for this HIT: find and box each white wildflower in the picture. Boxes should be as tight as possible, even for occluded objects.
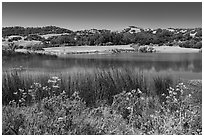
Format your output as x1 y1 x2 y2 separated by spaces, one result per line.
58 117 64 122
173 92 177 95
48 79 57 83
166 96 170 99
52 85 59 88
127 92 132 95
131 89 136 93
183 85 187 89
52 76 59 80
19 89 24 92
179 83 184 86
140 97 145 100
169 87 174 91
137 88 142 94
21 98 25 101
43 86 47 90
180 89 183 93
28 89 33 93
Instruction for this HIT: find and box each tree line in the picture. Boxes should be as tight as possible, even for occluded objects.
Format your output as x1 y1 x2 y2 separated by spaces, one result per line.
2 26 202 49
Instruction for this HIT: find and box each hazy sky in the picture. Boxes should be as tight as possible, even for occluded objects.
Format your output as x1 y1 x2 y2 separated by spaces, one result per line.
2 2 202 31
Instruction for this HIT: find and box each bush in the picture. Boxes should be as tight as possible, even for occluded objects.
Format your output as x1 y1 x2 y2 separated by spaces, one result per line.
193 42 202 49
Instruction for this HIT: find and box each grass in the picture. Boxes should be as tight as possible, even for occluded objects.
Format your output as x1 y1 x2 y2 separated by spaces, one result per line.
2 49 57 59
2 68 202 135
3 68 149 106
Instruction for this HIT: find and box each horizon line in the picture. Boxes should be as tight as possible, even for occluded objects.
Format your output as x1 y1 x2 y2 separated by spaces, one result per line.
2 25 202 31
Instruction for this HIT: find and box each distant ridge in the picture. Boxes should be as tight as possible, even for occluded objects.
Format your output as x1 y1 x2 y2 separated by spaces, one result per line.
2 26 73 37
2 25 202 37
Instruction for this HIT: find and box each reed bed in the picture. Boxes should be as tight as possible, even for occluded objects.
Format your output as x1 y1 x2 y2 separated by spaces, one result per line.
2 68 202 135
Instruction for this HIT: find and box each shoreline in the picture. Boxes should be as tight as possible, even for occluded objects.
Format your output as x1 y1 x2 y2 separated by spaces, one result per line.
43 45 201 54
12 45 201 56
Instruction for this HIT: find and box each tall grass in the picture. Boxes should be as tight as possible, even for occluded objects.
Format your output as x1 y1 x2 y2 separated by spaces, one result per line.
2 68 173 107
2 68 202 135
153 75 174 102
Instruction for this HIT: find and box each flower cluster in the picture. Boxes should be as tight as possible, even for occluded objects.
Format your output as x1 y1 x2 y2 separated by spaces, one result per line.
10 88 29 107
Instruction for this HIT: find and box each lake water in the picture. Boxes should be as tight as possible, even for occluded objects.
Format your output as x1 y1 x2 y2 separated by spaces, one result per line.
3 53 202 80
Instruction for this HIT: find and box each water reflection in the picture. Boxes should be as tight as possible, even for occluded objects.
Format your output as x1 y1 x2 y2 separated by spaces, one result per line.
3 53 202 79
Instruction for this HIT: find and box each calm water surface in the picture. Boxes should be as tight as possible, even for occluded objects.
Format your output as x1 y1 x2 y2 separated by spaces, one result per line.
3 53 202 80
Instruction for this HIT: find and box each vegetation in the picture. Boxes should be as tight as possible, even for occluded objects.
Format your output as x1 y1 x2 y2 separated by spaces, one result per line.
2 26 202 49
2 26 72 37
2 68 202 135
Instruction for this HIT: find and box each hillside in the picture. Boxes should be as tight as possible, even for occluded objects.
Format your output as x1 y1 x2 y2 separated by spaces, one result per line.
2 26 202 50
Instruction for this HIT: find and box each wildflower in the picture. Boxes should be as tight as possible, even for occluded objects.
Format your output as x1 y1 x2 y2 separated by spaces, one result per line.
34 83 42 87
188 94 192 97
58 117 64 122
28 89 33 93
21 98 25 102
140 97 145 100
37 112 43 115
197 129 201 132
19 89 24 92
127 107 132 110
61 90 66 95
173 92 177 95
166 96 170 99
43 86 48 90
174 98 178 102
180 89 183 94
22 92 27 95
131 89 136 93
127 92 132 95
169 87 174 91
13 92 18 95
52 76 59 80
176 88 180 91
150 115 154 118
48 79 57 83
162 93 165 96
52 85 59 88
169 90 173 94
137 88 142 94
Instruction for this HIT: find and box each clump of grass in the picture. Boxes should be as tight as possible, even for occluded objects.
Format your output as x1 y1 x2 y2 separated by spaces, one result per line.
2 68 148 107
153 75 174 102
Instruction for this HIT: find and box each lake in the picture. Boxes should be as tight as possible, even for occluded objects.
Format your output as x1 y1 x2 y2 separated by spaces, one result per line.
2 52 202 80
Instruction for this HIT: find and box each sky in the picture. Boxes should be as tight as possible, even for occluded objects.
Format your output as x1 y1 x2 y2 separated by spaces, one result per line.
2 2 202 31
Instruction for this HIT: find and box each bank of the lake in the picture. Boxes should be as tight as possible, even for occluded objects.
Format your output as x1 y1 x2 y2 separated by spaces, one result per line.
12 45 201 56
